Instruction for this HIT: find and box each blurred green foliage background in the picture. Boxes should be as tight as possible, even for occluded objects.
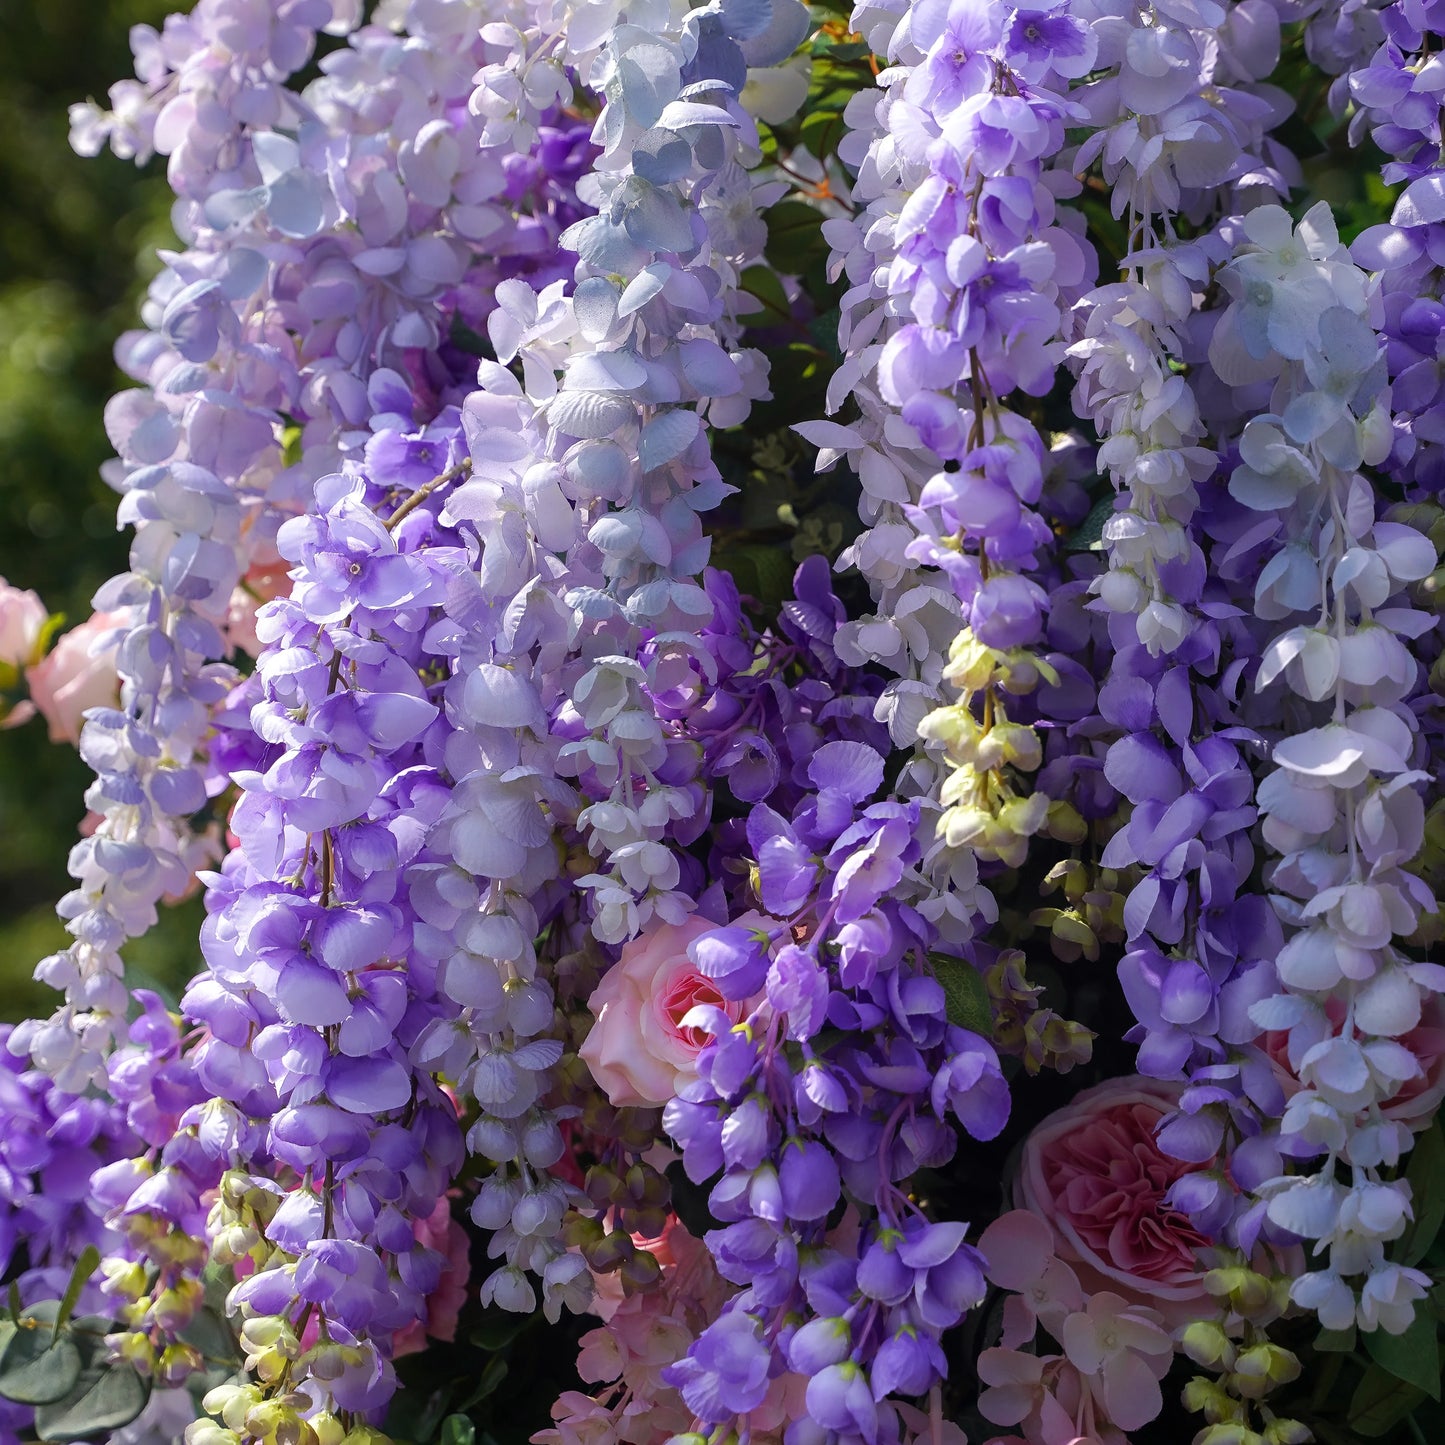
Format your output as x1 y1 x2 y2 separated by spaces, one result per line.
0 0 202 1023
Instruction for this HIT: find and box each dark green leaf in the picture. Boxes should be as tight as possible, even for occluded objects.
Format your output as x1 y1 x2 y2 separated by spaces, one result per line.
1399 1121 1445 1266
449 315 492 359
0 1311 83 1406
800 109 846 162
453 1356 508 1413
739 266 791 328
1314 1324 1357 1353
467 1307 533 1353
1364 1313 1441 1400
32 1348 150 1443
1349 1362 1429 1437
764 200 827 275
929 952 993 1038
438 1416 476 1445
52 1247 100 1344
1064 493 1115 553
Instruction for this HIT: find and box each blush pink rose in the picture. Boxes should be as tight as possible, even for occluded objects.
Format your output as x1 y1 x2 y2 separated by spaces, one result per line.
1016 1077 1213 1329
580 916 749 1108
0 579 47 729
25 609 127 745
1264 993 1445 1129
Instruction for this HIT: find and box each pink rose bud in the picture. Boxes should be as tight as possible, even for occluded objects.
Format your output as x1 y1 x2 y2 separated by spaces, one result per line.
0 578 49 728
25 609 127 745
0 578 47 669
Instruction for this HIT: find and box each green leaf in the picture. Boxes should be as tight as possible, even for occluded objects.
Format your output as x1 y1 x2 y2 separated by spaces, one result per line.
739 265 791 328
452 1356 508 1413
52 1247 100 1345
1064 493 1115 553
438 1417 476 1445
764 200 827 275
1364 1313 1441 1400
32 1348 150 1443
929 952 993 1038
1399 1121 1445 1266
466 1307 532 1353
1314 1324 1357 1353
0 1309 83 1406
799 109 846 162
1349 1362 1430 1437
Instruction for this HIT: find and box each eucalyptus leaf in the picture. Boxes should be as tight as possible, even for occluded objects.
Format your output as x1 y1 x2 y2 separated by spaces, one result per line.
0 1321 83 1407
929 952 993 1038
1349 1362 1429 1437
1314 1324 1357 1353
32 1349 150 1443
1364 1312 1441 1400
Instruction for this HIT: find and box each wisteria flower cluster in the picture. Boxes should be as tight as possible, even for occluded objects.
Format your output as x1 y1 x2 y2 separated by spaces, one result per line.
1 0 1444 1443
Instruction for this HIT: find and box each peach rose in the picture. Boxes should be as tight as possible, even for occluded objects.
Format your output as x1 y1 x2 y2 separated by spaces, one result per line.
1016 1077 1213 1329
580 916 749 1109
25 609 126 745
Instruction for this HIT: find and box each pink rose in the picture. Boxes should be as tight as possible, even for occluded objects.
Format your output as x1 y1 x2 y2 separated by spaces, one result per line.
25 610 126 745
580 916 749 1109
0 579 48 728
1264 993 1445 1129
1016 1077 1213 1328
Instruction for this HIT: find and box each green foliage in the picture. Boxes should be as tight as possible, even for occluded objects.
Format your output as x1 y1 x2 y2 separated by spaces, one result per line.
1366 1315 1443 1402
0 1299 150 1440
929 952 994 1038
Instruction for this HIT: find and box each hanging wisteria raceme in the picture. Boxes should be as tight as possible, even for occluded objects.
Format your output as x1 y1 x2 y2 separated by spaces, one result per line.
1064 0 1301 656
19 0 595 1094
1201 202 1445 1334
415 0 815 1326
801 0 1103 974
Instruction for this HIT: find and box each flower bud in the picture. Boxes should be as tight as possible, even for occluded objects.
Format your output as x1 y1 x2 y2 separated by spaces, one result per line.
1180 1320 1236 1371
1182 1376 1242 1425
157 1341 204 1386
1261 1418 1312 1445
1230 1343 1301 1399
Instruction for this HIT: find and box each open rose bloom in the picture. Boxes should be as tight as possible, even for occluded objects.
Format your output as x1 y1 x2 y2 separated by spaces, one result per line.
580 916 757 1109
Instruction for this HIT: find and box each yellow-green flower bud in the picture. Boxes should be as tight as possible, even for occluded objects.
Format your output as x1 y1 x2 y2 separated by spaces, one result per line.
1231 1344 1301 1400
1260 1417 1312 1445
1183 1377 1244 1425
1180 1320 1236 1371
